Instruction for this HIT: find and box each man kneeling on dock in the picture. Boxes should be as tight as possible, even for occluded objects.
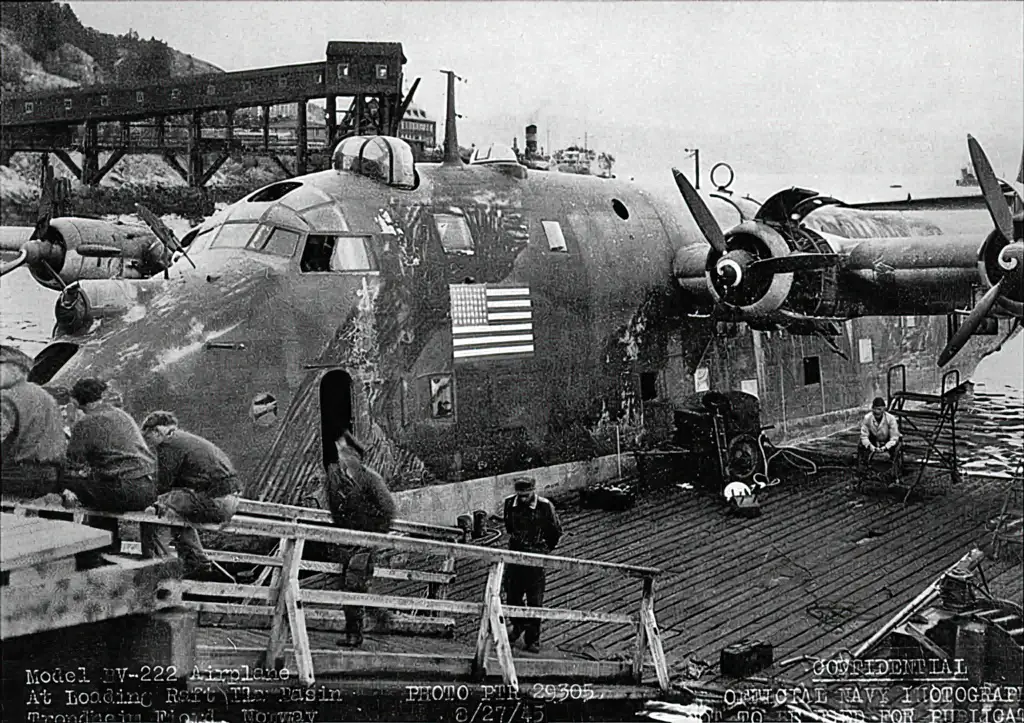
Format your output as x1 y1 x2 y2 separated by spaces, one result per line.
859 396 903 483
1 345 66 500
326 431 395 648
504 476 562 654
141 411 242 579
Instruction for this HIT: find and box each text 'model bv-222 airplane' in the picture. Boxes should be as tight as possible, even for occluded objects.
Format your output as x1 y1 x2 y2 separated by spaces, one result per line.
0 71 1021 501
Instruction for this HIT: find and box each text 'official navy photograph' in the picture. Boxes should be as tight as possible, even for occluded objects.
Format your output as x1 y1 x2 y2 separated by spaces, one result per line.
1 2 1022 722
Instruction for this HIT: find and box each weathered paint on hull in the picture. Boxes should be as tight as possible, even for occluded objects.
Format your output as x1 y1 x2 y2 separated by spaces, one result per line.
37 163 1007 508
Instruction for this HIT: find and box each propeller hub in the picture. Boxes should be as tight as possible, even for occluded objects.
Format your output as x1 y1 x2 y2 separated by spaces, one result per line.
715 253 750 288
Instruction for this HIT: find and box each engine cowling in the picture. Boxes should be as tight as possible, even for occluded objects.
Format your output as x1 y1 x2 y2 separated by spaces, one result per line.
705 221 794 318
25 219 171 291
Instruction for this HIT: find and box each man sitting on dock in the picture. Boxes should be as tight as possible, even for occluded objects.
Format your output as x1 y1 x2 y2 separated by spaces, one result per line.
141 411 242 578
504 476 562 654
0 345 66 500
62 377 159 553
326 431 396 648
859 396 903 483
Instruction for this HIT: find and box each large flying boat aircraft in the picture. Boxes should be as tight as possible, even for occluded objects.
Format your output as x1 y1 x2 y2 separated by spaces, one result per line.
1 73 1021 502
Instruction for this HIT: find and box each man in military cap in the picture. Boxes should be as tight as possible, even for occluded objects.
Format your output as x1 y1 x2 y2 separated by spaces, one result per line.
326 430 396 648
0 345 66 499
503 476 562 653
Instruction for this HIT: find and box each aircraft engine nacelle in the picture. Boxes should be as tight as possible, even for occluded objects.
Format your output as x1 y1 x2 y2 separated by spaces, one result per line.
54 278 149 336
26 219 171 291
704 221 794 319
978 226 1024 317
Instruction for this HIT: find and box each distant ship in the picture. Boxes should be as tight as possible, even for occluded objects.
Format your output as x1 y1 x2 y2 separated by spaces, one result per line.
517 124 615 178
956 165 980 187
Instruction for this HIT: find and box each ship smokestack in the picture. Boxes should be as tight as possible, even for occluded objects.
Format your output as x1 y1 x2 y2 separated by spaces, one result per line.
525 124 538 157
441 70 463 166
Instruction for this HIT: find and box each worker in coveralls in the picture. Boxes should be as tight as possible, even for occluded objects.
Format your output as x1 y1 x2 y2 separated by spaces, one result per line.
503 476 562 654
326 431 395 648
859 396 903 483
62 377 158 553
141 410 242 579
0 345 66 499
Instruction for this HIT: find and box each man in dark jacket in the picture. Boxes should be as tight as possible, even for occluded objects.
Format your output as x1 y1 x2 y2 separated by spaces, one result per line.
1 345 66 499
503 476 562 653
62 377 158 553
141 410 242 577
326 431 395 647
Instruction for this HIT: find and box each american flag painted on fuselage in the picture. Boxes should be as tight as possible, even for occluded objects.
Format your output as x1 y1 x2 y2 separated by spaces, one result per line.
449 284 534 361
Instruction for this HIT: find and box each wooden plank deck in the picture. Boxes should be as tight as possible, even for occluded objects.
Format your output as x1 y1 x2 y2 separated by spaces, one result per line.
0 512 111 573
198 462 1020 692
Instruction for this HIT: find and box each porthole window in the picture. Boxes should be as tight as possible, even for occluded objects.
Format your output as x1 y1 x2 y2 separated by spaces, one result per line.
337 63 350 79
612 199 629 220
376 64 389 80
24 101 34 114
100 95 110 107
206 84 216 96
64 99 73 111
136 91 145 104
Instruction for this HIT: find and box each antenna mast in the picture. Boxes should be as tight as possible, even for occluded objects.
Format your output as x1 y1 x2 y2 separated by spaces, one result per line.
440 69 464 166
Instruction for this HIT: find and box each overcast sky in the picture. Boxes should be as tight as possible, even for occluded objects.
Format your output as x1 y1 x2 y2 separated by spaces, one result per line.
67 1 1023 186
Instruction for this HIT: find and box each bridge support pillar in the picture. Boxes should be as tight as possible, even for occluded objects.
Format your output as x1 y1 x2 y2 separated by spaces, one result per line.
262 105 271 151
326 95 337 149
188 110 204 187
81 120 100 186
296 100 307 176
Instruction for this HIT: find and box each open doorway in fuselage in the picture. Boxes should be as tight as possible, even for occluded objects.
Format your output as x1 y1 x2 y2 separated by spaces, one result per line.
319 369 354 469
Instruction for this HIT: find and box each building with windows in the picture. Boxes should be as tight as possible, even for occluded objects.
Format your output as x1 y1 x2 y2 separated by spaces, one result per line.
397 103 436 157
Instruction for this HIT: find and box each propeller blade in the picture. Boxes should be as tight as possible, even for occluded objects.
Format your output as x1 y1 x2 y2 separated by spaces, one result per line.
77 244 123 258
135 203 196 269
938 278 1005 367
34 164 55 240
968 135 1013 242
0 248 29 277
748 252 844 275
673 167 727 255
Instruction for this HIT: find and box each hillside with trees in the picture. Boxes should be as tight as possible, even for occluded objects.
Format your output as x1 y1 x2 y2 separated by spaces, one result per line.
1 0 221 93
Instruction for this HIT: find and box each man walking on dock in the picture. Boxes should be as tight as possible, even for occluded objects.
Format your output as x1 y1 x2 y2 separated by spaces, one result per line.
326 431 395 648
141 410 242 578
504 476 562 654
859 396 903 483
0 345 66 500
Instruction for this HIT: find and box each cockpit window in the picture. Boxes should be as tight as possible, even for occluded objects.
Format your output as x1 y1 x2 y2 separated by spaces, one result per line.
433 213 475 255
300 234 378 272
332 135 416 189
210 223 258 249
248 226 300 257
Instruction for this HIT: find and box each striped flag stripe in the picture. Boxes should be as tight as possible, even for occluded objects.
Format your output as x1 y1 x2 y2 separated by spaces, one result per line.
485 288 530 297
488 311 532 321
453 322 533 335
453 334 534 347
455 344 535 359
487 299 532 308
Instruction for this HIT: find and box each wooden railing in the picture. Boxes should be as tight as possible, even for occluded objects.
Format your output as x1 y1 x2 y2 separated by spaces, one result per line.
1 498 668 692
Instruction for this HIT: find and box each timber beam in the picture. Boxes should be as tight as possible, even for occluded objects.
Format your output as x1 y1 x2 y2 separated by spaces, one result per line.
161 151 189 183
270 154 293 178
92 148 127 186
198 151 230 187
52 149 82 181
